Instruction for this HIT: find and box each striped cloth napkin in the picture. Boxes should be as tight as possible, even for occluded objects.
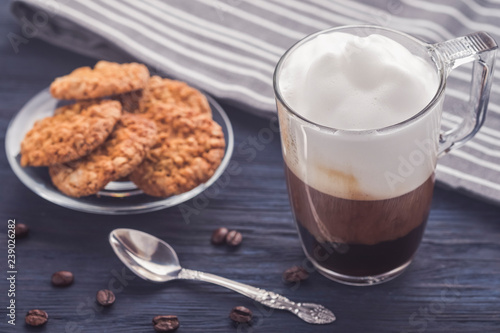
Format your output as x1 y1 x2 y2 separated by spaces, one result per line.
10 0 500 205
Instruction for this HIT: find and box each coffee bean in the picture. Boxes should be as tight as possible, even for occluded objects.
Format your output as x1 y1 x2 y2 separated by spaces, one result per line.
229 306 252 323
153 315 180 332
15 223 29 239
25 309 48 327
51 271 74 287
225 230 242 246
96 289 115 307
211 227 229 245
283 266 309 283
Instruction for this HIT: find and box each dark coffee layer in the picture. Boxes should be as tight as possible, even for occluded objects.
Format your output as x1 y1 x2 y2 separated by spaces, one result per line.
285 165 434 245
285 164 434 277
298 221 427 277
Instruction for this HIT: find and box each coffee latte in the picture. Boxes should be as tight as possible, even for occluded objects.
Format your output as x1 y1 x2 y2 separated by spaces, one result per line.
276 30 441 281
274 26 497 284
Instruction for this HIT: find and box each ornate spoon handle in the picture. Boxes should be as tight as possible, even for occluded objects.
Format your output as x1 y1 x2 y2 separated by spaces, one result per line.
177 268 335 324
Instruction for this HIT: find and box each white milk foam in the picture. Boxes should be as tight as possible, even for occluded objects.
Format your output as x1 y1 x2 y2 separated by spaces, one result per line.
279 33 438 130
278 32 442 200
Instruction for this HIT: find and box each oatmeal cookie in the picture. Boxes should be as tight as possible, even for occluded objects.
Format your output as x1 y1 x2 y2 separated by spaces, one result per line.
129 104 225 197
139 76 211 116
20 100 122 167
49 113 157 197
50 61 150 100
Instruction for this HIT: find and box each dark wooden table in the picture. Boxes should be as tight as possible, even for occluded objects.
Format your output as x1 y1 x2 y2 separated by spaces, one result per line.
1 3 500 332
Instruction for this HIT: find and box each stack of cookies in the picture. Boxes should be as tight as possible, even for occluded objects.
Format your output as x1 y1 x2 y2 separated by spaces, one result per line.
20 61 226 198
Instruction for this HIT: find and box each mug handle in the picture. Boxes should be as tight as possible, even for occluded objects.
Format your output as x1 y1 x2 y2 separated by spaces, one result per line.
431 32 497 156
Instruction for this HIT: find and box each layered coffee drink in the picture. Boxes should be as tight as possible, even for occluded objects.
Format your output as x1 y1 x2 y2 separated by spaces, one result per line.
276 30 442 283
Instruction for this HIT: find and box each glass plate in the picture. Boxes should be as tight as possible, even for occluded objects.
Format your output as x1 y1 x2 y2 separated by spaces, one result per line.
5 88 234 215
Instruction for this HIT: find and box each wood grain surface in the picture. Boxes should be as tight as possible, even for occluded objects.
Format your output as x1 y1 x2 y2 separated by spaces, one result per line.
0 3 499 332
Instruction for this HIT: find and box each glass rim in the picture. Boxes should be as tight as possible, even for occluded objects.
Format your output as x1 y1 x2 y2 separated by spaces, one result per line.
273 25 446 134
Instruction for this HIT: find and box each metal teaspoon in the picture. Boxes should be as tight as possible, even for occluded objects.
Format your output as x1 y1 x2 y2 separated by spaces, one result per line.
109 228 335 325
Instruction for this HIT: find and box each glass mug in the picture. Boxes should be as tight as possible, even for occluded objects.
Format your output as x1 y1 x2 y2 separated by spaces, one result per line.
273 26 497 285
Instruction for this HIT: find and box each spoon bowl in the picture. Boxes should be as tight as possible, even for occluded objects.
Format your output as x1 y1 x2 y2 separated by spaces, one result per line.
109 228 181 282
